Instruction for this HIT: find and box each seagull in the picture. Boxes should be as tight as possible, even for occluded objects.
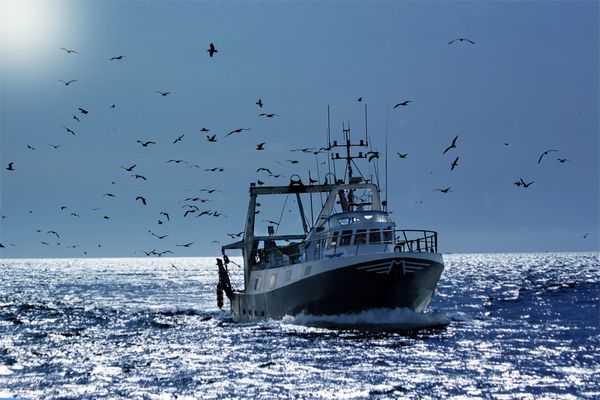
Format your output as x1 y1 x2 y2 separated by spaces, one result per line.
173 134 185 144
103 193 116 197
27 145 36 151
155 91 171 96
149 231 168 239
205 167 224 172
557 158 569 163
207 134 217 142
73 115 80 122
538 149 558 164
6 162 14 171
225 128 251 137
357 97 363 102
397 152 408 158
200 189 221 193
393 101 412 108
262 219 280 225
207 43 218 57
259 113 279 118
59 79 77 86
176 242 194 247
200 128 210 132
121 164 136 171
78 107 89 114
59 47 78 54
63 126 76 135
48 230 60 239
256 99 263 108
167 159 188 164
435 187 453 193
583 233 589 239
136 196 147 205
514 180 524 187
256 143 265 150
160 212 170 221
443 135 459 154
287 160 299 164
257 167 272 174
448 38 476 45
367 151 380 162
450 157 459 171
137 140 156 147
48 144 61 149
519 178 534 188
132 174 147 180
110 55 126 60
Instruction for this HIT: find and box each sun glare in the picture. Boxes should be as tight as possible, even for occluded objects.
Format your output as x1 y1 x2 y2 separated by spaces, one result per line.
0 0 64 67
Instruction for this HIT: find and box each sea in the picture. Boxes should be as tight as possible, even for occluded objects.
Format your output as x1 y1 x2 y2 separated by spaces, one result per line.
0 253 598 399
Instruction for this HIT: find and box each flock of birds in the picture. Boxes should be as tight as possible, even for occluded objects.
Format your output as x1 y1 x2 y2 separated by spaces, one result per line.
0 38 591 255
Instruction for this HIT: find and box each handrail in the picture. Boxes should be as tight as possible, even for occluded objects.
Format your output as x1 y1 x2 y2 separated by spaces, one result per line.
250 229 438 269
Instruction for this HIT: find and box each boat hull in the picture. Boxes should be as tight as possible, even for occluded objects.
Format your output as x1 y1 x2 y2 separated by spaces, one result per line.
230 253 444 322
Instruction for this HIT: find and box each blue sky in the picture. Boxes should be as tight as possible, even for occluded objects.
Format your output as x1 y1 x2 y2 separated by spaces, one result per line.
1 0 598 258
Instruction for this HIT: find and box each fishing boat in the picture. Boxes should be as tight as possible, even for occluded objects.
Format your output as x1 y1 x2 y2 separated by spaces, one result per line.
216 121 444 322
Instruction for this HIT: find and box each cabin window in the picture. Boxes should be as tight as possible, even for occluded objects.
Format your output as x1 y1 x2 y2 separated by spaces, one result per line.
383 227 393 243
340 230 353 246
285 269 292 282
368 229 381 244
329 231 339 248
270 274 277 288
338 217 351 225
354 229 367 245
254 276 262 290
304 265 312 276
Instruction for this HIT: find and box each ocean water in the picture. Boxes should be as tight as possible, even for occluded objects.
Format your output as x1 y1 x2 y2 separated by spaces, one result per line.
0 253 598 399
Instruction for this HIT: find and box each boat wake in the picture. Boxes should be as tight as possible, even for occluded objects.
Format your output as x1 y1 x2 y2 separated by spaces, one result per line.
283 307 449 332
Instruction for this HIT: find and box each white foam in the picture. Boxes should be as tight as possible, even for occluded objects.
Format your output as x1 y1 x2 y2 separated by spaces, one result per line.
284 308 449 331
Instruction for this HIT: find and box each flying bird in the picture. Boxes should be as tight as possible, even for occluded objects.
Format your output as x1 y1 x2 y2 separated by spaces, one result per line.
110 55 126 60
448 38 476 45
132 174 147 180
435 187 453 193
63 126 76 135
256 143 265 150
58 79 77 86
47 230 60 239
538 150 558 164
48 144 61 149
393 101 412 108
257 167 272 174
207 134 217 142
73 114 80 122
121 164 136 171
397 152 408 158
149 231 169 240
443 135 459 154
256 99 263 108
137 140 156 147
173 134 185 144
160 212 170 221
207 43 218 57
136 196 147 206
27 145 36 151
557 158 569 163
78 107 89 114
259 113 279 118
6 162 14 171
225 128 251 137
176 242 194 247
583 233 590 239
155 91 171 96
519 178 534 188
103 193 116 197
59 47 78 54
367 151 380 162
450 157 459 171
357 97 363 102
200 189 221 193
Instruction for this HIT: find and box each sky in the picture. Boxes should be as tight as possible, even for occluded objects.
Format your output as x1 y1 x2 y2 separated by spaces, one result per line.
0 0 598 258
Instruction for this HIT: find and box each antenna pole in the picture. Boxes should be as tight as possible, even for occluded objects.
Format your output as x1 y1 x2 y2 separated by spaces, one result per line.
327 106 332 178
385 106 390 210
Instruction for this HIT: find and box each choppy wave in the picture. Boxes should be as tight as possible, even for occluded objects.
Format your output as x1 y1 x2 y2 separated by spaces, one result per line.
0 253 598 399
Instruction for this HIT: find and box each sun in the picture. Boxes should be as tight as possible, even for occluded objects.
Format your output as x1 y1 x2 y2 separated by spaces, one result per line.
0 0 63 63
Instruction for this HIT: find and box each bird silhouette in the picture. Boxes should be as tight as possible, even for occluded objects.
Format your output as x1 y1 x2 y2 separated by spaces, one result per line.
73 114 80 122
557 158 569 163
207 134 217 142
357 97 363 102
367 151 380 162
59 47 79 54
176 242 194 247
121 164 136 171
519 178 534 188
205 167 224 172
103 193 116 197
397 152 408 158
583 233 589 239
256 99 263 108
393 101 412 108
110 55 126 60
262 219 280 225
256 143 265 150
259 113 279 118
6 162 14 171
538 150 558 164
173 134 185 144
167 159 188 165
448 38 476 45
137 140 156 147
443 135 459 154
149 231 168 239
63 127 76 135
225 128 251 137
132 174 147 180
27 145 36 151
136 196 147 205
48 230 60 239
78 107 89 114
155 91 171 96
207 43 218 57
435 187 453 193
59 79 77 86
451 157 459 171
287 160 299 164
160 212 170 221
200 189 221 193
48 144 61 149
257 167 272 174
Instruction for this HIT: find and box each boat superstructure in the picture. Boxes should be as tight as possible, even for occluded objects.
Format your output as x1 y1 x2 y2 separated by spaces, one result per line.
216 121 444 322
